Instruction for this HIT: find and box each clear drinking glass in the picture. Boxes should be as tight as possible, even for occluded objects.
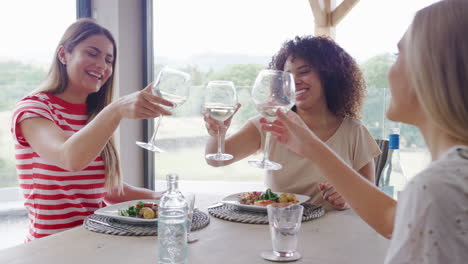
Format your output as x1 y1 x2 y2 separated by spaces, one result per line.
204 80 238 161
261 203 304 262
249 69 295 170
183 192 197 243
136 67 191 152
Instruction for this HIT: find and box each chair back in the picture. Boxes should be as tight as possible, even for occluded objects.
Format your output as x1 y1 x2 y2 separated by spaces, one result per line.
374 139 389 186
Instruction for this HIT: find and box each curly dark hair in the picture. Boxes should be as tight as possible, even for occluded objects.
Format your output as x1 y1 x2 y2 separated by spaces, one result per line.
269 35 366 119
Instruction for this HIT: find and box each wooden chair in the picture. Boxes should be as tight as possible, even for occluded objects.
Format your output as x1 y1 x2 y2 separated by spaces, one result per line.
374 139 389 186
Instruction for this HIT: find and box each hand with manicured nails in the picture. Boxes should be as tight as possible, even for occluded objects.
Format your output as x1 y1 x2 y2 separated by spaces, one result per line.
259 109 322 158
202 103 241 137
319 182 349 210
115 82 174 120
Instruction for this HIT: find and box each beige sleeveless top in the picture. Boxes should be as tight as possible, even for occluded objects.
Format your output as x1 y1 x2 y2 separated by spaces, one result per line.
251 116 381 211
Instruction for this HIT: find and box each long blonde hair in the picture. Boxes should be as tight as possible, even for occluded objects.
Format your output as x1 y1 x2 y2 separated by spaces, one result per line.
35 18 122 192
405 0 468 144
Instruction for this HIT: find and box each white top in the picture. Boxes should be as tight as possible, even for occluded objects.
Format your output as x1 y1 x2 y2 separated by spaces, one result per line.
385 146 468 263
251 116 381 211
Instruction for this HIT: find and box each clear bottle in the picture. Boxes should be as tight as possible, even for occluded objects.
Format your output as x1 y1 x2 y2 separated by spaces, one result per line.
379 128 407 200
157 174 188 264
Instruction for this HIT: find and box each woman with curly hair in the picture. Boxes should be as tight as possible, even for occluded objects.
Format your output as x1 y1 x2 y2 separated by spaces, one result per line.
204 35 380 211
262 1 468 261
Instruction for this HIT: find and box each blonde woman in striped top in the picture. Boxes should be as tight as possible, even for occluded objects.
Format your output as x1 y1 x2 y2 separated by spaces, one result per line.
11 18 172 241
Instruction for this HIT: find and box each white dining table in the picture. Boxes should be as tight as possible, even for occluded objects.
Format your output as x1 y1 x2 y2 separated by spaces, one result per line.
0 194 389 264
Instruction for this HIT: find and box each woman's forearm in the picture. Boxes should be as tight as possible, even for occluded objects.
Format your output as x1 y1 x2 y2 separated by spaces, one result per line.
104 183 163 205
21 86 171 172
61 102 122 171
358 161 376 184
307 142 396 238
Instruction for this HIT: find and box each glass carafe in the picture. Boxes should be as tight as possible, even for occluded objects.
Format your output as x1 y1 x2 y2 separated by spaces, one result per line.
157 174 188 264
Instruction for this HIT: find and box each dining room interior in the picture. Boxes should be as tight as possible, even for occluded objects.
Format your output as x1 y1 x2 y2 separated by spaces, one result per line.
0 0 440 263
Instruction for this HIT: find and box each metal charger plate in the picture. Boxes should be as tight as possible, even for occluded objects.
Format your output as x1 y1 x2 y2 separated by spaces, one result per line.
83 208 209 236
208 203 324 224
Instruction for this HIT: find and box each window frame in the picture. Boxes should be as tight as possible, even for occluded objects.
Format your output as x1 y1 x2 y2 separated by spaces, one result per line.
78 0 155 190
76 0 91 18
142 0 155 190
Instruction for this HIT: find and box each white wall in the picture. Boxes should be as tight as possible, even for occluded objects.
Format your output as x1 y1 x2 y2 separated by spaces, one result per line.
92 0 145 187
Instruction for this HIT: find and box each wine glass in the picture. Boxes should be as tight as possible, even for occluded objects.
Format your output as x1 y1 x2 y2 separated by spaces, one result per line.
136 67 191 152
248 69 295 170
204 81 238 161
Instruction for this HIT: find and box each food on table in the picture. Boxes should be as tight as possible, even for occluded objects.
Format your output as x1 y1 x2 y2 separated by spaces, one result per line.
239 188 299 206
239 191 263 205
118 201 158 219
278 193 297 203
253 200 276 206
139 207 156 219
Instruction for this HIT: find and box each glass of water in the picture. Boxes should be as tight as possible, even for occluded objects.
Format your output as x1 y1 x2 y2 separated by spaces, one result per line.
261 203 304 262
184 192 197 243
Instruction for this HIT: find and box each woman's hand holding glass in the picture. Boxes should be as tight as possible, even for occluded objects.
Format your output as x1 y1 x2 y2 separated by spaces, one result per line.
263 110 351 210
115 83 173 120
260 110 322 159
136 67 191 153
203 103 240 137
203 81 238 161
249 69 295 170
260 110 326 163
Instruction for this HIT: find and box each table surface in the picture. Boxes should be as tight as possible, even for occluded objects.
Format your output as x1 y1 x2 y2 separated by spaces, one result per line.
0 194 389 264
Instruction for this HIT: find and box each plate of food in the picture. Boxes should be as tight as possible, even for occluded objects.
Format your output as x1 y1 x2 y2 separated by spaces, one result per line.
221 188 310 212
94 200 159 223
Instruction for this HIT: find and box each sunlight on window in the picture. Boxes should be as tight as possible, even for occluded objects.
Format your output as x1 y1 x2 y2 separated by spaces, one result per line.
336 0 437 180
152 0 435 187
0 0 76 250
152 0 314 186
0 0 75 190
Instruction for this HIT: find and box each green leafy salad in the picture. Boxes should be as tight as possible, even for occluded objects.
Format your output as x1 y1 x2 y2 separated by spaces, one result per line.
118 201 158 219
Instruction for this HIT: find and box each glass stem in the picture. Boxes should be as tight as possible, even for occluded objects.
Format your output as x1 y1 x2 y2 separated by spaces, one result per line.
149 116 163 145
263 131 272 162
217 125 224 154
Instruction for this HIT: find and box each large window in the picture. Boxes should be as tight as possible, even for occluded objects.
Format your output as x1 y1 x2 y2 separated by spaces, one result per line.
0 0 76 250
151 0 437 190
0 0 76 190
152 0 314 191
336 0 438 178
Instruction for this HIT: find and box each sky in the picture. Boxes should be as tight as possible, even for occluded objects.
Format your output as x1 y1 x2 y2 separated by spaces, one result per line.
0 0 439 66
0 0 76 66
153 0 439 62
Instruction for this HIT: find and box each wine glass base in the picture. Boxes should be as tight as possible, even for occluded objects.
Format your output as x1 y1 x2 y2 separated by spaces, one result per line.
248 159 282 170
260 251 301 262
206 153 233 161
135 141 165 153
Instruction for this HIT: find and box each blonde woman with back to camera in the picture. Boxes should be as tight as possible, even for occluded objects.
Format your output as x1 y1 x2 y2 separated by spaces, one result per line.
261 0 468 263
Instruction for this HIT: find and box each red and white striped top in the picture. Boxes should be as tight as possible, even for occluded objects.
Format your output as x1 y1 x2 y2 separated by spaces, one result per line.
11 93 106 241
